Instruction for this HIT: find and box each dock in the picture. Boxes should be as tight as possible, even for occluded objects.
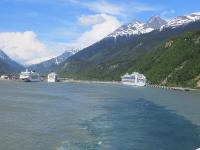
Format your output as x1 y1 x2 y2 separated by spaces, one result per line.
146 84 193 92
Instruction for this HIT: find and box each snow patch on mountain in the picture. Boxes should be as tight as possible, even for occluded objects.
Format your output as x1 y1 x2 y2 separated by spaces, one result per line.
107 12 200 39
107 17 167 38
40 49 78 66
28 50 77 72
53 51 73 65
163 12 200 29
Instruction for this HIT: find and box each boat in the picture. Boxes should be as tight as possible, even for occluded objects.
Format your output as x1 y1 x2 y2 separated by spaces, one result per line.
0 75 9 80
121 72 146 86
47 72 58 82
19 69 40 82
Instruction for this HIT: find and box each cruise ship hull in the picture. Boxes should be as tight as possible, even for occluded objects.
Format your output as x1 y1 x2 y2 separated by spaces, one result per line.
22 78 41 82
122 81 146 87
47 79 57 83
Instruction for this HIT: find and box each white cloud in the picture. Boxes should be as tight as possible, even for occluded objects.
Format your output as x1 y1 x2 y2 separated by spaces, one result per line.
65 0 123 15
84 1 123 16
73 13 121 49
125 1 164 13
25 56 54 65
0 31 54 64
161 9 176 20
0 20 120 65
66 0 161 16
79 14 106 25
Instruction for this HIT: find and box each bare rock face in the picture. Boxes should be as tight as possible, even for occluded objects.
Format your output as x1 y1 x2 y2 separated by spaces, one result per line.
193 36 200 44
165 40 174 48
197 80 200 88
145 16 167 29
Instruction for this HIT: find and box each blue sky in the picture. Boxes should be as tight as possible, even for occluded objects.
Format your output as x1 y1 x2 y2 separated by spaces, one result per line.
0 0 199 64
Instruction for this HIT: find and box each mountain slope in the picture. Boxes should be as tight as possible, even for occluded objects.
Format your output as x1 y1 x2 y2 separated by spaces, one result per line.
59 19 200 81
0 49 24 74
29 51 74 73
131 30 200 88
64 12 200 63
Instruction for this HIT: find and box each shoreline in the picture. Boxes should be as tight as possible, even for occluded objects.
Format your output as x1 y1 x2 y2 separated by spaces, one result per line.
145 84 199 92
61 79 121 84
60 79 199 92
1 78 199 92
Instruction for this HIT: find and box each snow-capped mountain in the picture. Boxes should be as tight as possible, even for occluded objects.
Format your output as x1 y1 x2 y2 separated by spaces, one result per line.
53 51 74 65
164 12 200 28
107 17 167 38
59 12 200 80
29 50 75 72
107 12 200 39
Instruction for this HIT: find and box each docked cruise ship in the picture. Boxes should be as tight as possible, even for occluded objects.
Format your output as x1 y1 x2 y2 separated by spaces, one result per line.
0 75 9 80
19 69 40 82
47 72 58 82
121 72 146 86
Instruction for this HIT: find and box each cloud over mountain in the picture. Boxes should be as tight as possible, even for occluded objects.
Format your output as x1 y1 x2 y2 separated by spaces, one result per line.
0 31 53 64
78 14 106 25
75 13 121 49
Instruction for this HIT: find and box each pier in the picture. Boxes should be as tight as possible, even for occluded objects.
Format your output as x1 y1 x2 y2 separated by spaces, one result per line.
146 84 192 92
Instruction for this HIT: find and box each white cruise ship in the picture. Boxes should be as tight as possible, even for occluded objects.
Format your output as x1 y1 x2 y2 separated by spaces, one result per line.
0 75 9 80
121 72 146 86
19 69 40 82
47 72 58 82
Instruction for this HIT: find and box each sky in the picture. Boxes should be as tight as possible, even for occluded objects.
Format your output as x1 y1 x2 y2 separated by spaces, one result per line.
0 0 199 64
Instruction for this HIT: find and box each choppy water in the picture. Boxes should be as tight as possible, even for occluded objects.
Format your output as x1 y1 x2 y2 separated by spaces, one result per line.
0 80 200 150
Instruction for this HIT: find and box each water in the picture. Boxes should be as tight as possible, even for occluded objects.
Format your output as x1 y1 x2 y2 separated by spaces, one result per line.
0 80 200 150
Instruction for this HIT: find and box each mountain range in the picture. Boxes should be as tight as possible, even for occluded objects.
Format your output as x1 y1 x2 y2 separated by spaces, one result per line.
28 50 74 73
164 12 200 28
107 12 200 39
107 16 167 38
0 49 76 75
57 12 200 87
0 12 200 87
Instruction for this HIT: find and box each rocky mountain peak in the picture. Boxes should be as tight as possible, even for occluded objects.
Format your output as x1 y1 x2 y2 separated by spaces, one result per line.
145 16 167 29
107 12 200 39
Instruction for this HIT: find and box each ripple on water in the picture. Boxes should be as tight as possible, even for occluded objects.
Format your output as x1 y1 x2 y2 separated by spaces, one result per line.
64 98 200 150
56 140 102 150
1 82 200 150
